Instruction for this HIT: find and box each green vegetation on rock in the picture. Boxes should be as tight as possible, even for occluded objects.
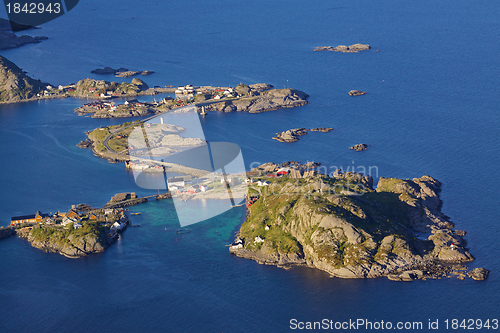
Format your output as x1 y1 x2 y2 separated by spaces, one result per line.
28 222 109 258
230 168 474 279
0 55 47 102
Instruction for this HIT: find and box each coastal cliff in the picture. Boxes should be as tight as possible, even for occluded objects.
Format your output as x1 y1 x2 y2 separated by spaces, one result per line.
230 169 479 280
0 227 15 239
0 55 48 103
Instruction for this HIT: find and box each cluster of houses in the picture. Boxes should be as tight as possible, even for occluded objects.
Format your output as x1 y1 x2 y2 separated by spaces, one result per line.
175 85 196 94
87 87 117 98
167 176 208 194
79 97 174 114
213 87 239 99
246 196 259 208
82 100 116 111
245 178 270 187
229 234 268 250
36 84 76 97
10 205 127 233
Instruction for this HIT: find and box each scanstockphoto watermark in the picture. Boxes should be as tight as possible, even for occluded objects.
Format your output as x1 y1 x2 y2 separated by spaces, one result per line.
290 318 427 330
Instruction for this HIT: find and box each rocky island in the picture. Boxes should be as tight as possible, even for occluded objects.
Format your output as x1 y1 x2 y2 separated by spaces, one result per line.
13 204 127 258
349 143 369 151
91 67 155 77
8 191 172 258
349 90 367 96
230 164 488 281
314 44 371 53
0 19 48 50
273 127 333 143
197 84 308 113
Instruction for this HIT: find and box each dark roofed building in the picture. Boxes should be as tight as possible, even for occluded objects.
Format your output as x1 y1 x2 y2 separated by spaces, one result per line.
11 211 48 226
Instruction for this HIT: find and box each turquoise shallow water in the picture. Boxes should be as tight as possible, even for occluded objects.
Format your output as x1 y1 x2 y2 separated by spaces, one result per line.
1 0 500 332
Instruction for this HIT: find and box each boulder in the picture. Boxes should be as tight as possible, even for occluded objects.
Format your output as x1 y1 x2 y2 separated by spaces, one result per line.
334 44 370 53
467 268 489 281
348 90 367 96
349 143 368 151
116 71 142 78
131 78 149 90
313 46 335 51
273 128 309 143
249 83 273 92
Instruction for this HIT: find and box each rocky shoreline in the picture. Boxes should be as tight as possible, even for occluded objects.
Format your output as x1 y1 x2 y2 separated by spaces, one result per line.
8 191 173 258
198 87 308 114
229 164 489 281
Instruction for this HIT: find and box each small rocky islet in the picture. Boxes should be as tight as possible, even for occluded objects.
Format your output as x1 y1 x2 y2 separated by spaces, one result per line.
348 90 367 96
229 162 489 281
349 143 369 151
314 44 371 53
272 128 333 143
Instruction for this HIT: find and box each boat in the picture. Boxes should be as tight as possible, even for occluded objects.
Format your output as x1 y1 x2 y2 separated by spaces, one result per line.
176 228 191 234
130 212 141 215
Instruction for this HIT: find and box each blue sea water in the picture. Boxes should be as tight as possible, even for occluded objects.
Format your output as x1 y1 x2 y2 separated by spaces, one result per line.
1 0 500 332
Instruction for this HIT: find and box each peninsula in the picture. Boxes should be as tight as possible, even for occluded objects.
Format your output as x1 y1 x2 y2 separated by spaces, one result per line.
229 162 488 281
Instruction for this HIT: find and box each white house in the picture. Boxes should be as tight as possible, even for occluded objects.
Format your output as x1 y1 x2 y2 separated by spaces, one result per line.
111 222 124 230
73 222 83 229
200 185 208 192
254 236 265 243
61 217 77 226
230 243 243 250
257 180 269 187
168 185 179 192
265 225 270 231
